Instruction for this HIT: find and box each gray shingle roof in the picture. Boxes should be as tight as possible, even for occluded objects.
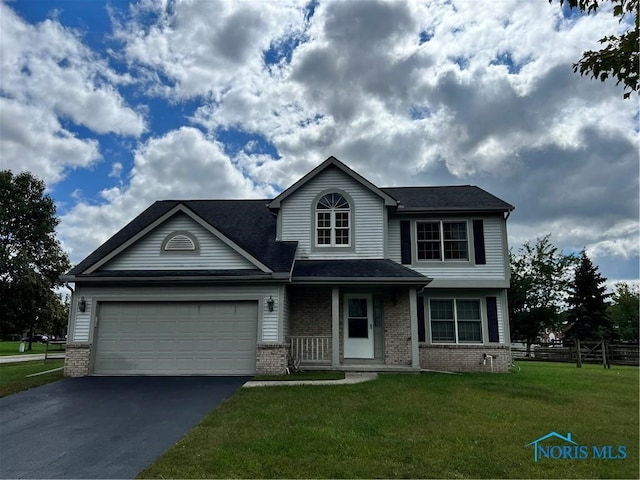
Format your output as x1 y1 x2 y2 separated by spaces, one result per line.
292 259 430 284
67 200 297 276
65 183 512 280
382 186 514 212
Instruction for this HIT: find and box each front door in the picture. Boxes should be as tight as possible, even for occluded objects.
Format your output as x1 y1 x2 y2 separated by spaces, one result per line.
343 295 374 359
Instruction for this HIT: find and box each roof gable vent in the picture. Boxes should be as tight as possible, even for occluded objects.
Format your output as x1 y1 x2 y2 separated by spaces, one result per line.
162 231 199 252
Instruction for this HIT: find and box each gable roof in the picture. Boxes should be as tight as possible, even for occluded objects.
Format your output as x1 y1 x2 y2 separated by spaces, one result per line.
65 200 297 278
382 186 514 213
83 203 272 274
267 156 398 209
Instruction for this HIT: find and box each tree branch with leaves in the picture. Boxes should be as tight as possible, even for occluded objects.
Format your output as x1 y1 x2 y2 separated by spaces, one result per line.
551 0 639 98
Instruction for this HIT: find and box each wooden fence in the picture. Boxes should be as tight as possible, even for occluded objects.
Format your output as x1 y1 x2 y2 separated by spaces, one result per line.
512 341 638 366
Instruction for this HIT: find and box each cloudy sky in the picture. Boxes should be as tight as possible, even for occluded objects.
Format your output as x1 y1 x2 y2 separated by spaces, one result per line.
1 0 638 284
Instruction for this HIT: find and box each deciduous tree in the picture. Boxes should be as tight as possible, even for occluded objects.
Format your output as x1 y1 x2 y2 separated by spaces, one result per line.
608 282 639 341
551 0 639 98
0 171 70 346
509 235 577 354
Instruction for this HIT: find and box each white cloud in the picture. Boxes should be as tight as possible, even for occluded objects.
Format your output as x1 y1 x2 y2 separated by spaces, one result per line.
108 162 124 179
59 127 274 262
0 97 101 184
0 2 145 184
4 0 635 281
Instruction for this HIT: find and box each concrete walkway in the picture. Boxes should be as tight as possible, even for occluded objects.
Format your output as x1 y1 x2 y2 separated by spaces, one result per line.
0 354 53 364
243 372 378 387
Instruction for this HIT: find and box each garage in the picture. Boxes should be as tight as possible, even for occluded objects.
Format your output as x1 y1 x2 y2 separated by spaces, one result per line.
93 301 258 375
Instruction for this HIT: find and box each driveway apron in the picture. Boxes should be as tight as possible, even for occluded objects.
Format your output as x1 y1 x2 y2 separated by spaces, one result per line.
0 376 248 479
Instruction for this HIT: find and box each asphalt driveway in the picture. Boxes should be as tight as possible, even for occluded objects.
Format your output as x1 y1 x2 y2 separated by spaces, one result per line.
0 376 249 479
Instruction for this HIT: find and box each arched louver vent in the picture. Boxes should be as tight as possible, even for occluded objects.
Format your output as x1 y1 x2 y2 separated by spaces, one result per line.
163 233 197 251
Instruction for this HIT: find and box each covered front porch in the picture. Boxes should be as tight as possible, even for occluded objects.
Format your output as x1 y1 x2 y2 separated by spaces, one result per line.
285 259 431 371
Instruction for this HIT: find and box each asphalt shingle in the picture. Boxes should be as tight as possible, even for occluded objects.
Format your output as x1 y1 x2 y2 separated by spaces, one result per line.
382 186 514 211
293 259 428 280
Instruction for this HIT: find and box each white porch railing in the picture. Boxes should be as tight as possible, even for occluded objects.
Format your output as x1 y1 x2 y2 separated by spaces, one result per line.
290 336 332 364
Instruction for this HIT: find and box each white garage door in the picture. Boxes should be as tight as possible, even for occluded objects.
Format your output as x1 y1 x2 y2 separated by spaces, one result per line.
94 301 258 375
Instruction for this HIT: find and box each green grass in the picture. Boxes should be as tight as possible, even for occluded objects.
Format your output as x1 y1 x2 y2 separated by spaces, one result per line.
0 341 50 356
254 371 345 381
0 360 65 397
139 362 639 479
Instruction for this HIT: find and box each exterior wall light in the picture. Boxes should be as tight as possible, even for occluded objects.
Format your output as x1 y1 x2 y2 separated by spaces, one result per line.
78 296 87 313
267 296 275 312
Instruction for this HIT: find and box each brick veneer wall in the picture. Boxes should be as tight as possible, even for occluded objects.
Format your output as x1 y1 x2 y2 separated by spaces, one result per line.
383 289 412 366
420 344 511 373
288 286 332 337
64 344 91 377
256 343 289 375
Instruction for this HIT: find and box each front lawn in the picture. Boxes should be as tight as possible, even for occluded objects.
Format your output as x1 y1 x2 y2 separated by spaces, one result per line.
0 360 65 397
139 362 638 479
0 341 49 356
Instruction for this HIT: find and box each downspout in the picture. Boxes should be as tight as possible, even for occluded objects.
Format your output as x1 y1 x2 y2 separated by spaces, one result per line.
65 283 74 341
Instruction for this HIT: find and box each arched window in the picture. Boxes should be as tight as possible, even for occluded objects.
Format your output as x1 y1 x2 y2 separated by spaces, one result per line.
316 193 350 247
161 231 199 252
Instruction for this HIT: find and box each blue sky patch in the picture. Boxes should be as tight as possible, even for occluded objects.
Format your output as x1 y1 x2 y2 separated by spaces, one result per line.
419 30 434 45
264 32 307 66
491 52 525 74
216 128 279 159
452 56 469 70
409 105 431 120
304 0 319 23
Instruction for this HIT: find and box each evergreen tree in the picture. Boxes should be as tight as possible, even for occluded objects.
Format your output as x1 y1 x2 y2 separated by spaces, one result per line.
565 250 612 340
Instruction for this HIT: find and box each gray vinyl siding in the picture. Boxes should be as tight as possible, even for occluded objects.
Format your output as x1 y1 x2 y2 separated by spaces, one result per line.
280 167 385 259
388 217 401 259
388 215 508 284
71 284 282 343
102 213 256 271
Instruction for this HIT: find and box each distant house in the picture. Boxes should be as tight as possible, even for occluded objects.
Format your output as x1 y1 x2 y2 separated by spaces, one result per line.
61 156 514 376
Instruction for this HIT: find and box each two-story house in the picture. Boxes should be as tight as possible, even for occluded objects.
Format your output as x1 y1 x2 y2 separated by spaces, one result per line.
61 156 514 376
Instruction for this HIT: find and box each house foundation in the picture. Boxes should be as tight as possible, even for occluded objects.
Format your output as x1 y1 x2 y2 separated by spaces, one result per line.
64 344 91 377
255 343 289 375
420 344 511 373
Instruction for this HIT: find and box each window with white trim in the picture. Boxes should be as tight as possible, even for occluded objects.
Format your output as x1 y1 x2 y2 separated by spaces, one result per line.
429 299 482 343
316 193 350 247
416 221 468 261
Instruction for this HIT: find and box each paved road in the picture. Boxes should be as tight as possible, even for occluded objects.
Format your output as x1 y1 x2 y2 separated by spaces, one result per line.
0 376 248 479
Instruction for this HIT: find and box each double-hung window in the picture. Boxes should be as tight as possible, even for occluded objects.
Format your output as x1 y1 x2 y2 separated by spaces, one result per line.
429 299 482 343
316 193 350 247
416 221 468 261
